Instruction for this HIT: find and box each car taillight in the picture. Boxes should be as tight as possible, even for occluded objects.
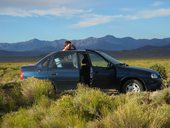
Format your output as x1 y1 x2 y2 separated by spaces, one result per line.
20 69 24 80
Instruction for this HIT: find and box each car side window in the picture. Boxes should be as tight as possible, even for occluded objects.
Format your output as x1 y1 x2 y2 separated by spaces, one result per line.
42 57 50 68
50 52 78 69
89 52 109 68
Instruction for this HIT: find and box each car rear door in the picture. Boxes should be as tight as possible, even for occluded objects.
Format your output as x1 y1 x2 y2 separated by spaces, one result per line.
35 56 51 79
88 51 116 89
48 51 80 91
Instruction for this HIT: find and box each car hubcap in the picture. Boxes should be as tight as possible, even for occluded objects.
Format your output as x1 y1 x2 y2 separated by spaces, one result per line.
126 83 141 92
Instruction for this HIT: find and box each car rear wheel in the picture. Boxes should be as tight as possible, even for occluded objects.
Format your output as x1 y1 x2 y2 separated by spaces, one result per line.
122 79 144 93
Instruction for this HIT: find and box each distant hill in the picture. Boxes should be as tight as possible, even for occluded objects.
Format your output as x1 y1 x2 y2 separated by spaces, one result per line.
108 44 170 59
0 44 170 62
0 35 170 52
0 50 46 62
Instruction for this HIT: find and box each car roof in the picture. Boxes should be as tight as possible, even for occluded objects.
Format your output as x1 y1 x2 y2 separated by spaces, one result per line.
36 49 99 65
49 49 97 55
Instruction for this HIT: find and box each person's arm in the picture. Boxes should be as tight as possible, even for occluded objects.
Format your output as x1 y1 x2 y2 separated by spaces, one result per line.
62 44 71 51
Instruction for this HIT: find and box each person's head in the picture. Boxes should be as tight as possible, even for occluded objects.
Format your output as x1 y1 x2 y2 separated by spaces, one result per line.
64 40 72 49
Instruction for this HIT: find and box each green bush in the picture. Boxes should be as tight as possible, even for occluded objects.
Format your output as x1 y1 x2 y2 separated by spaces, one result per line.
100 100 148 128
21 78 55 104
1 96 54 128
150 88 170 105
1 84 113 128
0 82 23 115
40 84 114 127
41 95 86 128
73 84 114 120
150 64 167 80
89 92 170 128
1 109 39 128
2 85 170 128
0 69 20 84
0 69 4 77
0 78 56 116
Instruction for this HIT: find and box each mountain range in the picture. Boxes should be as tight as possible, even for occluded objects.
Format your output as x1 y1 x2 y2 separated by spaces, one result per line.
107 44 170 59
0 35 170 61
0 35 170 52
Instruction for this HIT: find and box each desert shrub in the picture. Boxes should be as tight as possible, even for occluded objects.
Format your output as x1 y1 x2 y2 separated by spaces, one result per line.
41 95 86 128
73 84 114 121
147 105 170 128
1 109 39 128
150 88 170 105
0 69 4 77
21 78 55 104
150 64 167 79
0 94 15 114
0 90 4 114
167 80 170 87
100 100 148 128
1 96 52 128
40 84 114 127
1 84 113 127
0 78 55 116
1 95 84 128
97 97 170 128
1 69 20 84
0 82 23 115
160 105 170 128
3 85 170 128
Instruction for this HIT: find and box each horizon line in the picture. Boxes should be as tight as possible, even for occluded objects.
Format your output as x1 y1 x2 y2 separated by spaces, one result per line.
0 34 170 44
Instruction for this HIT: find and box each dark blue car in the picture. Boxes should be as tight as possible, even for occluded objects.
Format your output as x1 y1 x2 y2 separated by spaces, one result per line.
20 50 162 93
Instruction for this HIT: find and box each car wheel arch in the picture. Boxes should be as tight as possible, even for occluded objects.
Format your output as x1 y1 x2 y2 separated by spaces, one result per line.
120 77 146 91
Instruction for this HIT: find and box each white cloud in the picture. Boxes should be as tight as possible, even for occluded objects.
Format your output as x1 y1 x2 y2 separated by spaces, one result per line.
126 8 170 20
0 8 31 17
0 4 170 28
71 14 123 28
72 8 170 28
30 7 91 17
0 7 91 17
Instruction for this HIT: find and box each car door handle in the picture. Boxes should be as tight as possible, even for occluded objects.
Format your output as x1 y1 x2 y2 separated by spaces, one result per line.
51 73 59 76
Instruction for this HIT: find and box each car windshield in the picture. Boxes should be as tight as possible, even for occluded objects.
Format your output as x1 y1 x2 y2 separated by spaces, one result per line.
98 51 122 65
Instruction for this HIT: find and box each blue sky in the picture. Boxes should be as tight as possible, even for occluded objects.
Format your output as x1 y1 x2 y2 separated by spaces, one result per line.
0 0 170 43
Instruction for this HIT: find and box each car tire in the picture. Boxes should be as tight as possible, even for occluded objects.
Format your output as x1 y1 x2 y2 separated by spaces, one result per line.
122 79 144 93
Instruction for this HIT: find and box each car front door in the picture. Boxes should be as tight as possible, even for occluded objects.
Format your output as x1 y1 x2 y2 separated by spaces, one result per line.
48 51 80 91
88 52 116 89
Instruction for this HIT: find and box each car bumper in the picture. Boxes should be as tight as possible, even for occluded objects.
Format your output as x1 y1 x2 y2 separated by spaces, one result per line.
145 79 163 91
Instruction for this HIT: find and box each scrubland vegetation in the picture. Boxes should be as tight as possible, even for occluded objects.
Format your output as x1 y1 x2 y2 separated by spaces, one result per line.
0 58 170 128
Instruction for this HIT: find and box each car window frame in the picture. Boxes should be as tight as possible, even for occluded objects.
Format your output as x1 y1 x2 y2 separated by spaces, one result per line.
36 55 52 69
49 51 79 70
87 51 111 68
41 56 51 68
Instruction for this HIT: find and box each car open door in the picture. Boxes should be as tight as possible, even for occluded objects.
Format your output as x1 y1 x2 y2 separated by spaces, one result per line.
87 51 116 89
48 51 80 91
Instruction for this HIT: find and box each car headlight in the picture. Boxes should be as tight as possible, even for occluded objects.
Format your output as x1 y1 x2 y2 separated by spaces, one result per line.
151 73 158 79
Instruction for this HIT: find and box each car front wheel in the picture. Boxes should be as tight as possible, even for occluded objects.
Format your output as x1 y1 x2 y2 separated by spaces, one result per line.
122 79 144 93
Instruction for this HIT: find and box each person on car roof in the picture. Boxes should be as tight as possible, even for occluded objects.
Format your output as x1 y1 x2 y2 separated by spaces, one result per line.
62 40 76 51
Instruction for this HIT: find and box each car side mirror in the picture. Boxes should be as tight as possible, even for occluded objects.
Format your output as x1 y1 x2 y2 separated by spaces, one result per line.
107 62 114 68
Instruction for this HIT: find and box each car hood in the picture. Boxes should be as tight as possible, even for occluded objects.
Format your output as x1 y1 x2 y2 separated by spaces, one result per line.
118 65 159 74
